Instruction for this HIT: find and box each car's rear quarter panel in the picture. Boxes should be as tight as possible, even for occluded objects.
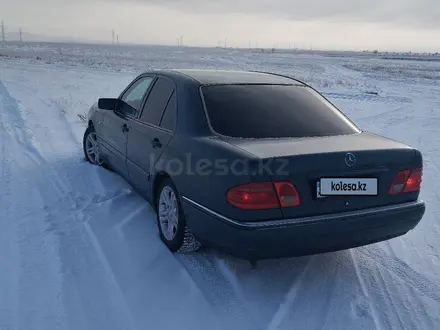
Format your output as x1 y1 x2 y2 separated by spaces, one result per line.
160 136 284 222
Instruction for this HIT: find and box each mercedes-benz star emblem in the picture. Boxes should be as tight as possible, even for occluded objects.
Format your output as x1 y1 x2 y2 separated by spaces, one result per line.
345 153 356 167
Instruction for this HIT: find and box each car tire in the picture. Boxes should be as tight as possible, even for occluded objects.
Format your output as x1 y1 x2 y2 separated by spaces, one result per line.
156 178 201 253
83 125 103 166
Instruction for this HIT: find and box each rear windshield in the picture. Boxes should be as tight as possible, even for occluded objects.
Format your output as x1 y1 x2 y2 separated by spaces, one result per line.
201 84 360 138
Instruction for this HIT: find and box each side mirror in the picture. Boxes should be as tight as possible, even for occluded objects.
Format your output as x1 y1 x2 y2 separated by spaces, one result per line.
98 98 120 110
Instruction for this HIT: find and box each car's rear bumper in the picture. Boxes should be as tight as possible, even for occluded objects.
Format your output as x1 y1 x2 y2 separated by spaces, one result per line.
182 197 426 260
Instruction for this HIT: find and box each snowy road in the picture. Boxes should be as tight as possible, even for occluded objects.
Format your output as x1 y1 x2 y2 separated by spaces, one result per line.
1 50 440 330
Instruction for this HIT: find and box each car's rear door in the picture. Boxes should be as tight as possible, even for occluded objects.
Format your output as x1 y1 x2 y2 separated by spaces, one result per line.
100 75 155 178
126 76 177 198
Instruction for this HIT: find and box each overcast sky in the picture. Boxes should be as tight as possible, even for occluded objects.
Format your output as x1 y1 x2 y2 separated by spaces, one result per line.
1 0 439 51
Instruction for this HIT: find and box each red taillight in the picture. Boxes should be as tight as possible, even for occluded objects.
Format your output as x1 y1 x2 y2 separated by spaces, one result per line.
403 168 423 193
226 181 300 210
388 168 423 195
226 182 279 210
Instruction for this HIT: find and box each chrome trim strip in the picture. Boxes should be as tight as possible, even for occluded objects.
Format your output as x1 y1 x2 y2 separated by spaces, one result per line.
181 196 424 229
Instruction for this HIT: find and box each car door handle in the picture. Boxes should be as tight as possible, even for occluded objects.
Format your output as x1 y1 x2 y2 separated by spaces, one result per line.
121 124 129 133
152 138 162 149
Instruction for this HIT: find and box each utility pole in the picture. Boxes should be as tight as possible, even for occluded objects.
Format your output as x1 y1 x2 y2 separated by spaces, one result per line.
112 30 115 44
1 21 5 43
180 36 183 47
116 33 119 45
19 28 22 42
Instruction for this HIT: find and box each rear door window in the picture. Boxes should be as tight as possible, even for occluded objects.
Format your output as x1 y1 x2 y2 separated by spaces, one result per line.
201 84 360 138
139 77 175 126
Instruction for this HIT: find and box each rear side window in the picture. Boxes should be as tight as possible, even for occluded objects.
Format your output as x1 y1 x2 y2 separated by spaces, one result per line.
160 92 177 131
201 84 360 138
140 77 175 126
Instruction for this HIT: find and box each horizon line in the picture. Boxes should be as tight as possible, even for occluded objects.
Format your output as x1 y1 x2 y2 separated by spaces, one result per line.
1 33 440 54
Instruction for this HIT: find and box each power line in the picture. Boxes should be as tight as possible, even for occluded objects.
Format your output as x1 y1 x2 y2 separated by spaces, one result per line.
1 21 5 42
177 36 183 47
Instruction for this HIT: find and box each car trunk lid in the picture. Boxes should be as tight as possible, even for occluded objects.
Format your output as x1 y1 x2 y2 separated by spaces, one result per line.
224 132 422 219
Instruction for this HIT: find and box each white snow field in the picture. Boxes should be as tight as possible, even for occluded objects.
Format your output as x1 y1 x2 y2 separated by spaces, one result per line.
1 43 440 330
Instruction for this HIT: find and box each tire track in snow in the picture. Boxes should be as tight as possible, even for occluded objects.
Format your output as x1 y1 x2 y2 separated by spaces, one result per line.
22 115 136 329
180 250 320 329
270 253 360 330
352 246 439 329
373 258 406 329
349 250 382 330
181 251 353 330
0 78 137 330
2 80 80 145
6 81 81 146
0 78 20 330
360 246 440 303
77 187 224 330
0 77 68 330
177 252 263 330
266 256 314 330
215 258 264 327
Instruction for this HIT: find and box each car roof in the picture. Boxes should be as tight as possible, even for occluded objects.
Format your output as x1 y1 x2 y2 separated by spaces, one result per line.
148 69 306 86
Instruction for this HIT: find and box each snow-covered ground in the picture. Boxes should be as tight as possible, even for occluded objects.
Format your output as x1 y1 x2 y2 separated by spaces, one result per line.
1 43 440 330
